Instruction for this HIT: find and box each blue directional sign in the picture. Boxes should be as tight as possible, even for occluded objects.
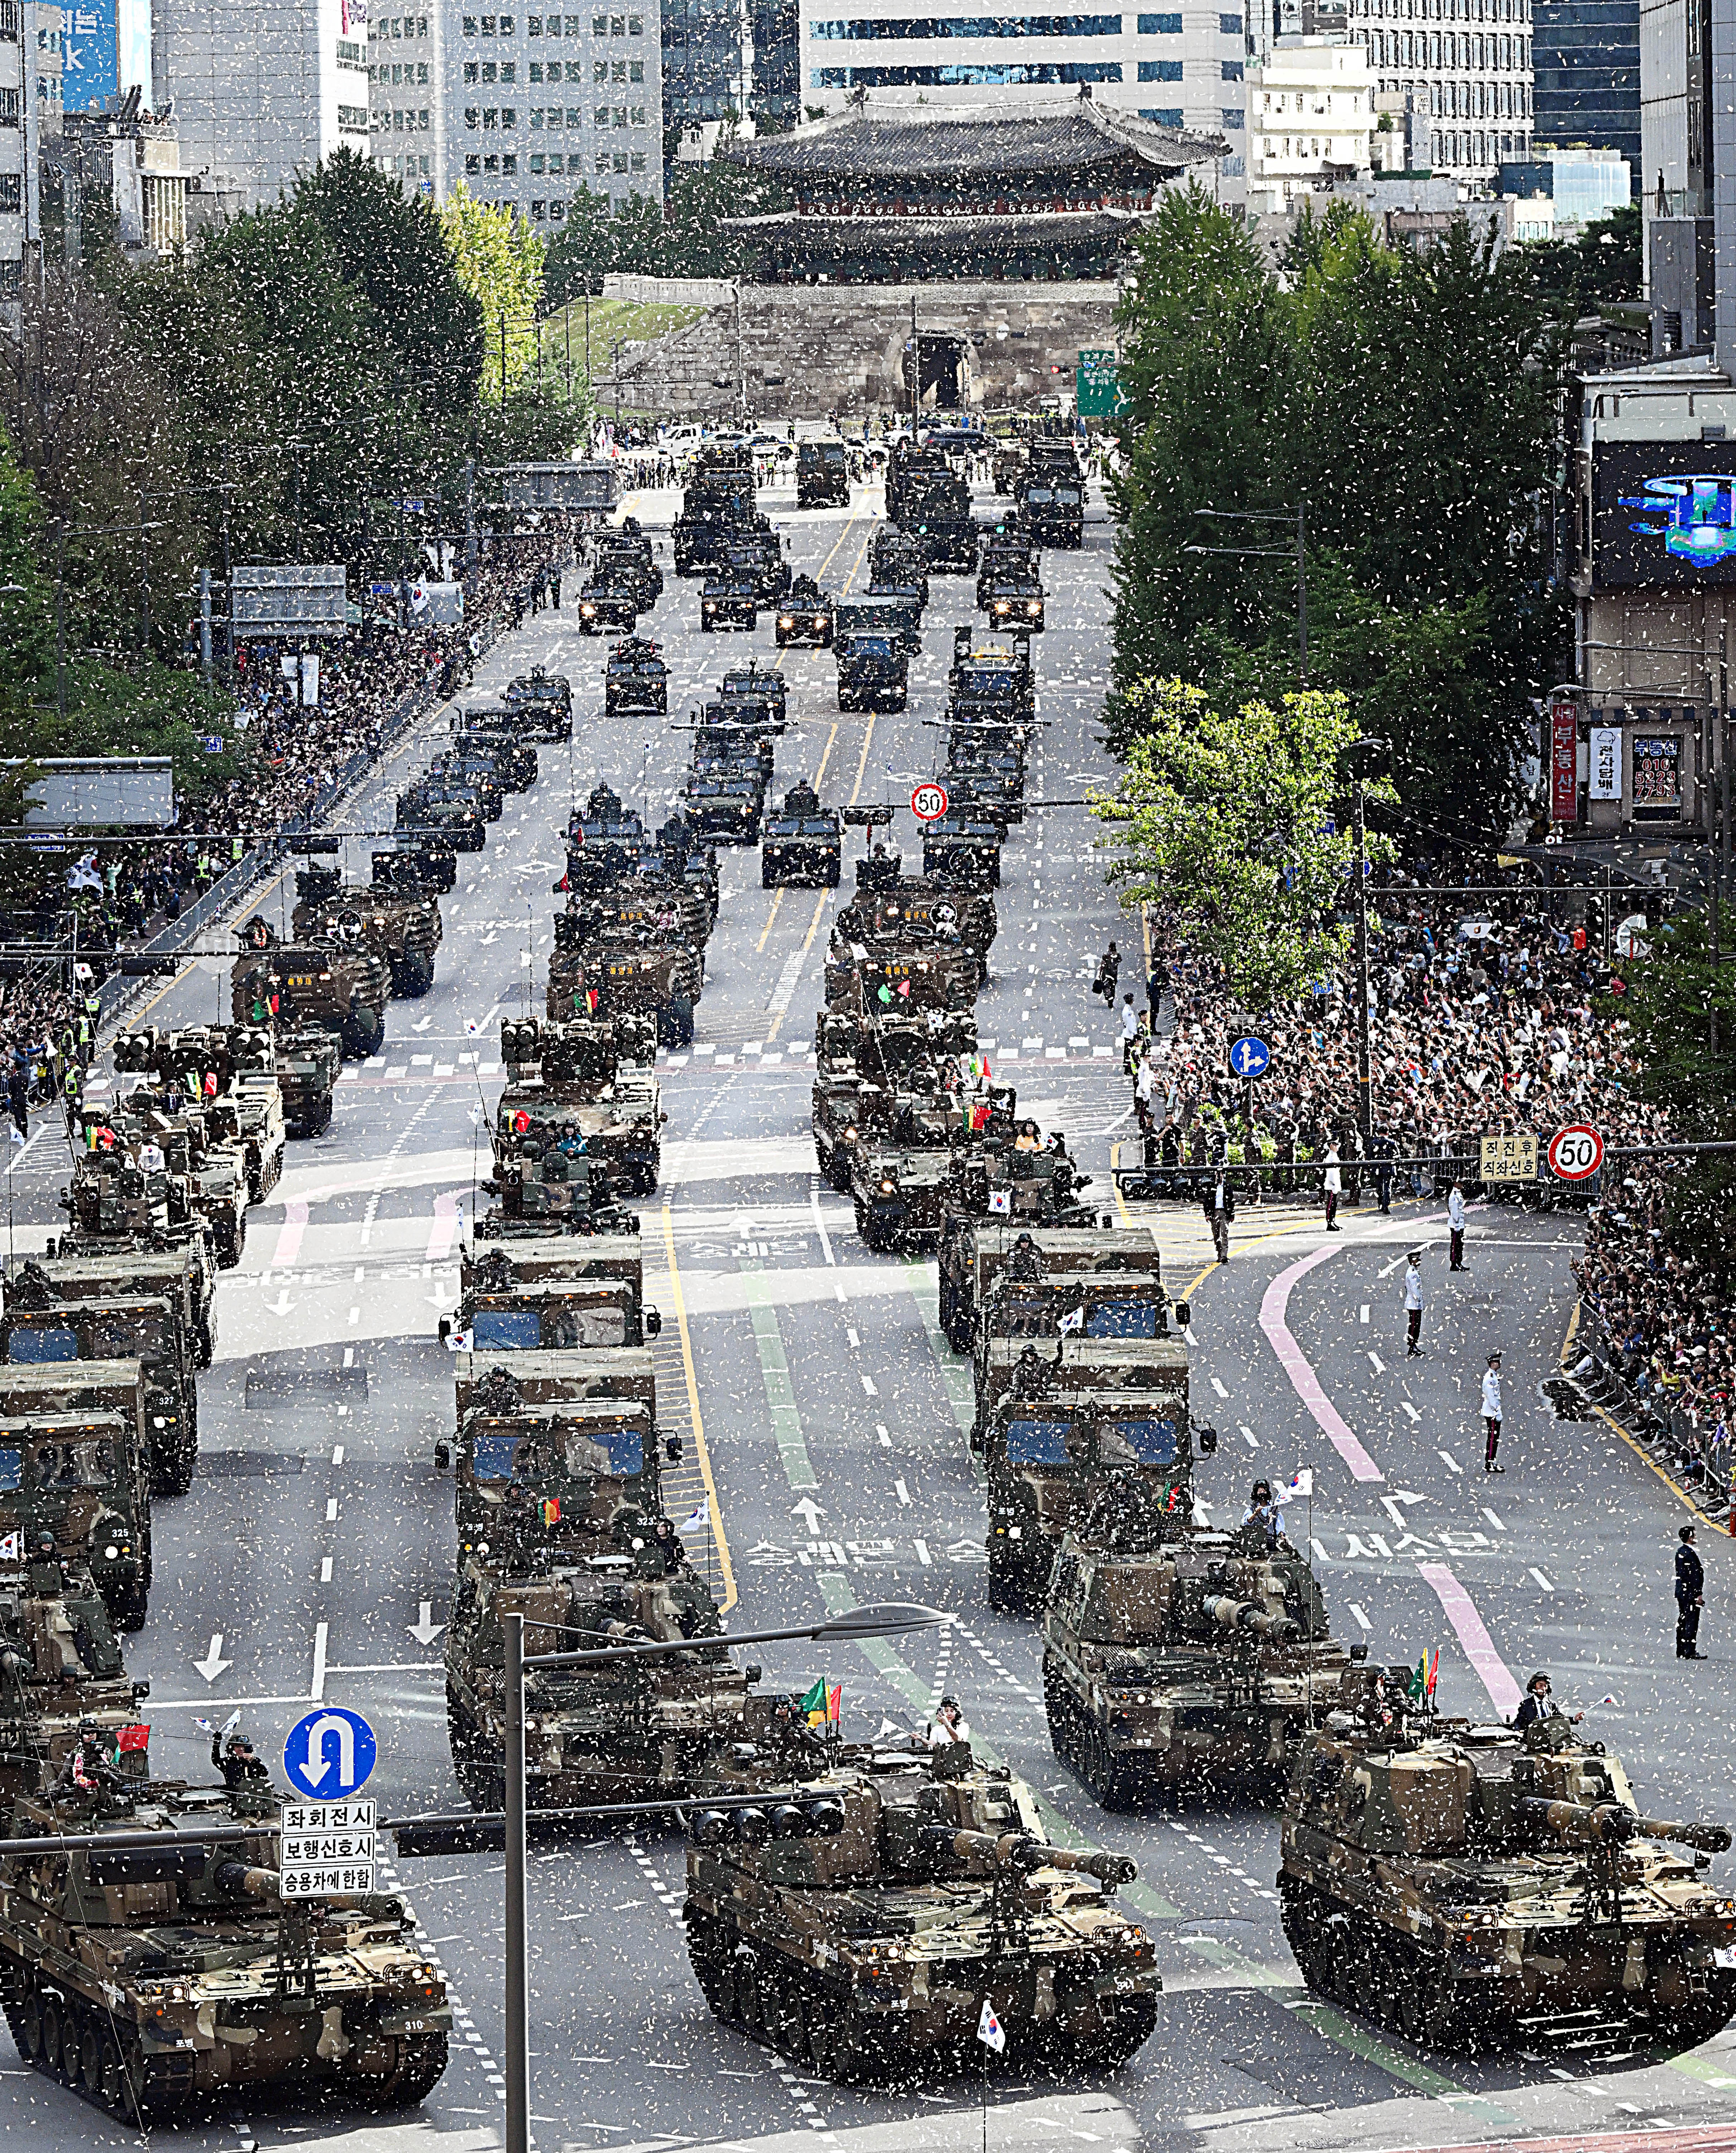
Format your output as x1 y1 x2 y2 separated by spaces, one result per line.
283 1707 377 1800
1229 1035 1272 1080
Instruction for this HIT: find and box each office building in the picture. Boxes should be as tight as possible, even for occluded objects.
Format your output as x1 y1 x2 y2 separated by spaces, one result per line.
1345 0 1533 179
370 2 664 223
1639 0 1711 351
1533 0 1639 169
661 0 749 125
795 3 1250 154
153 0 372 209
1245 33 1374 206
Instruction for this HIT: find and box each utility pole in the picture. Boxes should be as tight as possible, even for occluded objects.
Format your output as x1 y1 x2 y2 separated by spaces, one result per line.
1295 498 1308 687
1354 776 1371 1145
464 458 477 585
53 522 66 722
198 567 212 684
911 291 919 432
503 1611 528 2153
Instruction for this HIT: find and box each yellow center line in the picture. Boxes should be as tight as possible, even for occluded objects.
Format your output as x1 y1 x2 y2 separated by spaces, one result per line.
811 720 839 791
754 886 785 954
661 1205 737 1612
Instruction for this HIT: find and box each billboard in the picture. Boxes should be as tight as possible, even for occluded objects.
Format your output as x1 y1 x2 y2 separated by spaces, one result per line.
232 566 349 638
1593 444 1736 589
61 0 118 114
21 757 174 829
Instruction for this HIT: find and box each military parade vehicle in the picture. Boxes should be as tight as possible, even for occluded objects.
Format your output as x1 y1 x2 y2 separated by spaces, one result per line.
775 576 836 649
683 1737 1160 2082
0 1546 150 1809
717 661 789 733
555 883 710 1002
921 808 1006 891
796 439 851 508
0 1776 450 2117
700 564 761 633
291 864 442 1001
674 468 759 578
20 1243 215 1376
232 916 389 1062
886 445 980 573
1018 444 1085 548
605 637 669 716
0 1365 152 1628
834 604 909 713
834 875 998 989
761 783 842 889
268 1026 340 1140
1042 1474 1358 1806
491 1016 666 1199
445 1547 744 1811
373 836 457 896
0 1265 199 1496
437 740 526 818
577 565 646 635
549 931 697 1051
1280 1673 1736 2053
946 739 1027 826
683 763 766 843
979 560 1046 633
869 527 930 608
451 707 540 789
423 754 503 827
968 1269 1176 1431
594 525 664 609
813 1010 972 1194
504 665 574 741
110 1025 286 1204
394 777 486 853
56 1137 217 1263
940 1221 1163 1355
73 1096 250 1272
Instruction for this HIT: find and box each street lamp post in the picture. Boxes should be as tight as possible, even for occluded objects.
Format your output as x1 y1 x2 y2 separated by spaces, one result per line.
1342 735 1389 1147
1185 503 1308 685
500 1599 949 2153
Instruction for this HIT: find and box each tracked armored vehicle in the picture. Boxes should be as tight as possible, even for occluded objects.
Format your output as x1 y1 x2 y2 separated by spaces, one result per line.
292 864 442 1000
232 918 388 1063
0 1363 152 1628
1280 1678 1736 2053
0 1779 449 2119
0 1551 150 1810
110 1026 285 1204
683 1740 1160 2083
1043 1475 1357 1805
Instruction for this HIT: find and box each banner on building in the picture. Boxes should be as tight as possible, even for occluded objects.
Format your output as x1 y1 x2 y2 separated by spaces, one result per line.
1589 725 1622 800
1550 699 1578 823
61 0 118 113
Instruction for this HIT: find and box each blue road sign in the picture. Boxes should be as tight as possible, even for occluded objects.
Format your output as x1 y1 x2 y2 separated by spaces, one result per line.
1229 1035 1272 1080
283 1707 377 1800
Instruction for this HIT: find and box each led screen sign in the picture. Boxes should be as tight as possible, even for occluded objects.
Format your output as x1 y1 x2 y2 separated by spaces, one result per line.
1594 445 1736 589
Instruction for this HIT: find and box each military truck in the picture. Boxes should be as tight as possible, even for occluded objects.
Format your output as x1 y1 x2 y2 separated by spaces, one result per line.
578 568 644 635
605 638 669 716
979 561 1045 633
0 1778 450 2117
0 1365 152 1628
0 1267 199 1496
860 583 925 653
718 662 789 732
812 1016 972 1195
700 564 760 633
775 578 836 650
835 606 909 714
949 627 1036 728
292 864 442 1000
0 1549 151 1809
969 1271 1177 1433
57 1145 215 1266
1019 448 1085 548
504 666 574 741
394 780 485 853
232 917 389 1061
797 439 850 508
1043 1476 1357 1805
110 1026 286 1206
979 1331 1193 1614
1280 1677 1736 2052
271 1027 341 1138
492 1021 666 1197
921 810 1005 891
373 838 457 896
20 1244 215 1376
594 528 664 609
940 1221 1162 1355
761 783 842 889
683 1741 1160 2082
886 446 979 573
869 527 930 608
451 708 540 789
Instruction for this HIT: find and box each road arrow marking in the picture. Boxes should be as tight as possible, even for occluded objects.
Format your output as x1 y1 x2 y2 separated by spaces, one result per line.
791 1496 826 1533
408 1600 446 1645
266 1292 295 1317
412 1017 433 1032
1378 1490 1428 1529
194 1633 232 1681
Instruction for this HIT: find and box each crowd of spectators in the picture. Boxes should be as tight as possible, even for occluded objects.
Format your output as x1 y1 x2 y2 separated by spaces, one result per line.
0 525 573 1122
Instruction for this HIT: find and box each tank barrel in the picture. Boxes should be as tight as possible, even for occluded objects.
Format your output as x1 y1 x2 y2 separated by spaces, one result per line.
1516 1797 1636 1849
932 1826 1137 1887
1629 1817 1733 1854
1201 1594 1300 1643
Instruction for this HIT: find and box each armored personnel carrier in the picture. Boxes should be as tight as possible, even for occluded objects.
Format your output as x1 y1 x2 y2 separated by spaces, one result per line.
762 783 843 890
0 1778 449 2118
0 1264 198 1495
110 1025 286 1205
1280 1677 1736 2052
445 1546 742 1810
0 1365 152 1627
683 1740 1160 2083
549 937 697 1052
232 917 389 1063
504 665 574 741
292 864 442 1000
835 875 998 989
605 638 669 716
0 1547 150 1810
1043 1475 1357 1805
813 1016 974 1198
979 1331 1192 1614
373 837 457 897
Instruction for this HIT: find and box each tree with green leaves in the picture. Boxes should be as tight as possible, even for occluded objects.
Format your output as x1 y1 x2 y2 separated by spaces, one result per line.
1109 184 1566 840
440 186 547 398
1093 679 1396 1012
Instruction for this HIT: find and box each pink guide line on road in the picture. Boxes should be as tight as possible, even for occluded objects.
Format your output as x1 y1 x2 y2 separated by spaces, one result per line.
270 1199 307 1271
1419 1561 1522 1719
1258 1244 1385 1482
426 1190 460 1263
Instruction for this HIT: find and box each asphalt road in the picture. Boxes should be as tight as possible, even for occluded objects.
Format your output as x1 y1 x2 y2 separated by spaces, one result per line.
6 475 1736 2153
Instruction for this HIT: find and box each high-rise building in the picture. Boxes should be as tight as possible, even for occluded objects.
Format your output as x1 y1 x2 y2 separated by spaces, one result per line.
661 0 749 125
1246 32 1374 206
794 3 1250 156
153 0 372 208
1344 0 1533 179
1533 0 1639 168
370 2 664 227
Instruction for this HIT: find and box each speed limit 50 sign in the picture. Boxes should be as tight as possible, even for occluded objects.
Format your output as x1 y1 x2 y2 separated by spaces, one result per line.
911 782 949 821
1547 1124 1604 1182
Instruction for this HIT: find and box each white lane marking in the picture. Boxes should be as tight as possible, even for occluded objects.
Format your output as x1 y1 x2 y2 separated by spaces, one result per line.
1438 1449 1462 1474
1210 1376 1230 1399
810 1181 836 1265
894 1479 911 1507
1360 1305 1370 1325
1240 1425 1259 1449
1402 1402 1422 1422
860 1373 878 1396
876 1424 891 1448
914 1538 930 1565
1482 1506 1504 1530
1529 1567 1555 1592
1348 1603 1372 1631
1367 1350 1386 1374
309 1621 329 1701
320 1557 334 1584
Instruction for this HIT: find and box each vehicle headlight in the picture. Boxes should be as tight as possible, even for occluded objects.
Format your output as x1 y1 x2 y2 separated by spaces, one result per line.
879 1179 896 1195
1027 600 1040 616
814 615 827 628
778 614 793 628
105 1544 118 1560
